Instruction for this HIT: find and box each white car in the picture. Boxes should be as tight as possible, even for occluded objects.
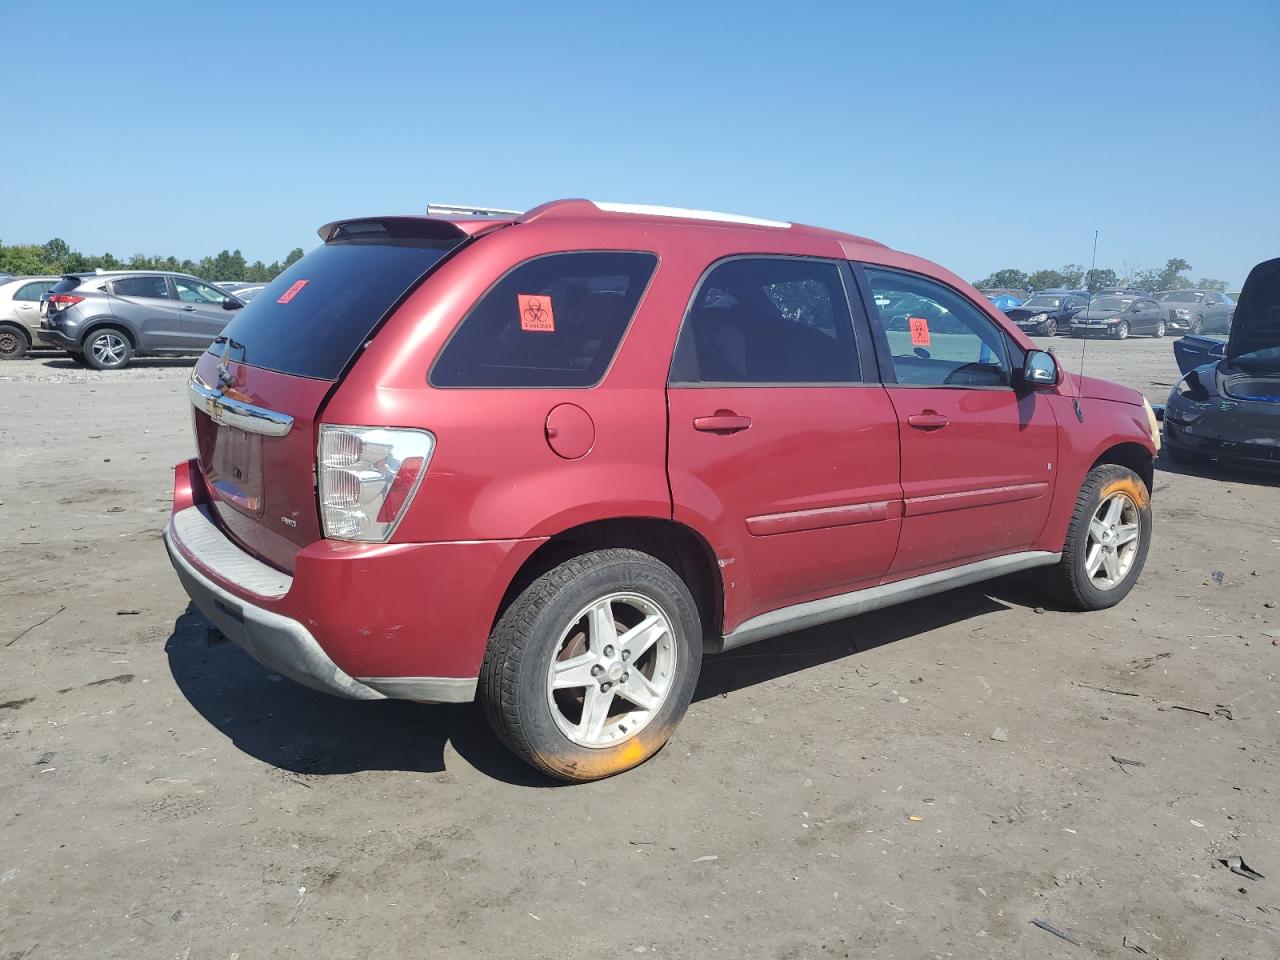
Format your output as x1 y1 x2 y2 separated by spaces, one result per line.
0 275 59 359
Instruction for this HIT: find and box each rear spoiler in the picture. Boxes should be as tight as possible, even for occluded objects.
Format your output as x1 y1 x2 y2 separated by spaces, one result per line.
316 214 514 244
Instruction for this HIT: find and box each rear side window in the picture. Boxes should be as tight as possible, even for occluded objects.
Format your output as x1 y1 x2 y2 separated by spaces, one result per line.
431 252 658 388
112 276 171 299
669 257 860 384
49 277 84 295
14 281 53 301
216 239 458 380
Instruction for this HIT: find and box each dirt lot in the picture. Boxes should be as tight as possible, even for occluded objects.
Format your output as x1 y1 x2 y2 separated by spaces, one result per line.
2 338 1278 959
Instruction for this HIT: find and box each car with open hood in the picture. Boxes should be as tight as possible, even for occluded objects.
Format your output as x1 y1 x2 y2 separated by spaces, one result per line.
1005 290 1089 337
1155 289 1234 335
163 199 1159 782
1163 258 1280 467
1070 293 1168 339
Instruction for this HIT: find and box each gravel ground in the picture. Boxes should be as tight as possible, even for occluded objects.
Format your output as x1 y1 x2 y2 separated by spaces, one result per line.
1 340 1278 959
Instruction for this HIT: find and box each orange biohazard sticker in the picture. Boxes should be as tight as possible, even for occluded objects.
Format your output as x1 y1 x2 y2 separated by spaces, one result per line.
909 316 931 346
518 293 555 332
277 279 309 304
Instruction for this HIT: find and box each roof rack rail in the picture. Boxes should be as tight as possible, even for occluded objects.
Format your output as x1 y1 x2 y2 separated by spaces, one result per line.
426 202 523 217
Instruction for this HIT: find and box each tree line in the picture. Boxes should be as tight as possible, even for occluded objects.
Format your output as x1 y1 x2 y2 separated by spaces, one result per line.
975 257 1228 295
0 238 307 283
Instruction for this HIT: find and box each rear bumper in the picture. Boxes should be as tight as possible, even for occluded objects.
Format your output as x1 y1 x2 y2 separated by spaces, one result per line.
164 506 477 702
36 327 77 348
163 459 544 702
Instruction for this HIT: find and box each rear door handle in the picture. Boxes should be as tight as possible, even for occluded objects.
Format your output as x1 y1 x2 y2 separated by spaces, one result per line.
693 412 751 434
907 412 949 430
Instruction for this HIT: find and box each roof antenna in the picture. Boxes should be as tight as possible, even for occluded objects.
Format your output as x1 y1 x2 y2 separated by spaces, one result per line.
1073 229 1099 423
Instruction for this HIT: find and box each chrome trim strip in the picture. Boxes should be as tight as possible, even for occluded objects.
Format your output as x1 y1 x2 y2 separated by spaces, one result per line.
719 551 1061 651
189 377 294 438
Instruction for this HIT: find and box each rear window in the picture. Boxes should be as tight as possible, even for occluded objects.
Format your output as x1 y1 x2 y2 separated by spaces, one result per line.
50 277 84 294
430 251 658 388
216 239 458 380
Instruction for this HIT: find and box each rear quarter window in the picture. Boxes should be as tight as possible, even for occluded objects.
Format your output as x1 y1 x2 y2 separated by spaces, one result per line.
430 251 658 388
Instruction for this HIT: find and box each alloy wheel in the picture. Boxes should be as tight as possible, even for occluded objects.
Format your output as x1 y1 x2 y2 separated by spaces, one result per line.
546 592 677 748
1084 492 1141 590
91 332 128 367
1116 321 1129 340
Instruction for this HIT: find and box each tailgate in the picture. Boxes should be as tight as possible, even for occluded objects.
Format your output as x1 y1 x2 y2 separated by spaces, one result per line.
186 217 477 570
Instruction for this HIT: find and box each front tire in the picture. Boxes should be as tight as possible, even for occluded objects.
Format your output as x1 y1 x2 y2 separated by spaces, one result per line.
1114 321 1130 340
1043 317 1057 337
0 325 29 360
84 328 133 370
1043 464 1151 611
1154 320 1166 338
480 549 703 782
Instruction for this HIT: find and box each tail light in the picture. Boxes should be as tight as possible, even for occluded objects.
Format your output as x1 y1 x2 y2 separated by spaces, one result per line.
317 425 435 542
47 294 84 309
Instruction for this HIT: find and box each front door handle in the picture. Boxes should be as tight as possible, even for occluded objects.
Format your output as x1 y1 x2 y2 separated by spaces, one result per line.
907 412 949 430
181 305 196 311
693 411 751 434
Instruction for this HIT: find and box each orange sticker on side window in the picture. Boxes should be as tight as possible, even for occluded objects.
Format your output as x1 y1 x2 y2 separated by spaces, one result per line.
518 294 555 332
277 279 309 304
909 316 931 346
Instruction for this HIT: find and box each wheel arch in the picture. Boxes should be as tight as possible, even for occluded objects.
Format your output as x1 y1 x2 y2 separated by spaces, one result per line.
492 516 724 646
1090 441 1154 494
80 319 136 348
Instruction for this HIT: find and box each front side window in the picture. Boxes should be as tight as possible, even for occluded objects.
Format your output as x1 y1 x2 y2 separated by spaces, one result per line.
864 267 1010 388
112 275 171 299
431 251 657 388
174 278 228 304
14 281 53 301
669 257 860 384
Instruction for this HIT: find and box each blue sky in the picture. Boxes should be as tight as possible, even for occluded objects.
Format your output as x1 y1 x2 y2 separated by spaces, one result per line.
3 0 1277 286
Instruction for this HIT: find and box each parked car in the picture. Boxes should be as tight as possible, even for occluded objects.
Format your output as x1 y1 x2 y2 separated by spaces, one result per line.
163 200 1158 782
979 287 1026 313
1070 294 1168 339
37 271 244 369
0 275 59 359
1154 289 1234 334
233 283 267 302
1005 290 1090 337
1163 257 1279 467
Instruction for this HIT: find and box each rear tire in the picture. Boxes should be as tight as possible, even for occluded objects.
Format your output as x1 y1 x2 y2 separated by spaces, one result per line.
1043 464 1151 611
83 328 133 370
480 548 702 782
0 325 29 360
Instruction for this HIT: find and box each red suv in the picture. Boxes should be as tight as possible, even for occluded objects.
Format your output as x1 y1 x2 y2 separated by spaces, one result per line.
165 200 1159 781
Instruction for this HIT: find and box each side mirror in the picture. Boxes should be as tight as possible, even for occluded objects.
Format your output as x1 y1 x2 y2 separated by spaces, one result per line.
222 298 244 310
1023 349 1059 386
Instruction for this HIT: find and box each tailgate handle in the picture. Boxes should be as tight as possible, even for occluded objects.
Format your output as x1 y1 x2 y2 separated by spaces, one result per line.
189 377 294 438
693 411 751 434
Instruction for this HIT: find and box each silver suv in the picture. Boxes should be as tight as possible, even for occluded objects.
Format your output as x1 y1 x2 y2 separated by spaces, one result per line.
38 271 245 369
0 275 59 359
